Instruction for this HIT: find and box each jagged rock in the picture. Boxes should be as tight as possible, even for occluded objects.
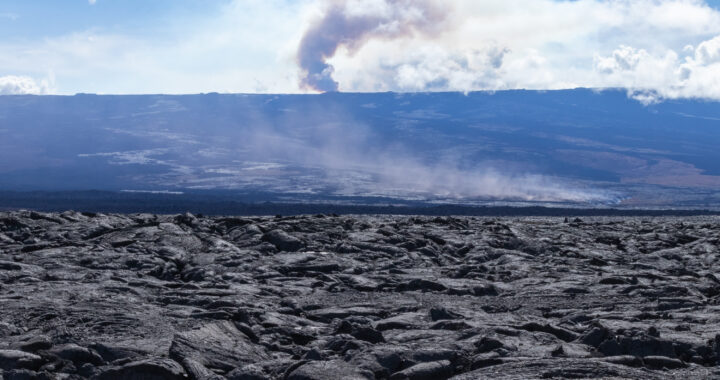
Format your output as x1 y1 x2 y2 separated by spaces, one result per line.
2 369 54 380
374 313 425 331
349 346 407 377
474 337 506 353
643 356 687 369
308 307 383 322
88 343 146 363
579 326 612 347
225 364 269 380
517 322 578 342
451 358 661 380
334 320 385 343
181 358 225 380
169 321 270 372
429 307 463 321
597 334 676 358
95 358 186 380
1 212 719 379
0 350 43 371
389 360 453 380
49 344 104 365
396 279 447 292
11 337 51 353
261 230 303 252
601 355 644 367
469 353 504 370
286 360 372 380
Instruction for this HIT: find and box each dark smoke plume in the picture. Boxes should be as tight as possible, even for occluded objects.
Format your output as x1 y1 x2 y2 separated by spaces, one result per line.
297 0 446 92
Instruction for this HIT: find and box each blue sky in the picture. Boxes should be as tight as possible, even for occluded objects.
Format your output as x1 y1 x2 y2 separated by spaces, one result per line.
0 1 228 38
2 0 718 38
1 0 720 99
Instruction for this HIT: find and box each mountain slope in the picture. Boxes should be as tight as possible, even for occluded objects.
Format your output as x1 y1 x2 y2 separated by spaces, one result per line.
1 89 719 207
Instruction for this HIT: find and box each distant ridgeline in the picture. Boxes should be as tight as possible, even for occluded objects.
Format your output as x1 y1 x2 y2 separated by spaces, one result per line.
1 191 718 216
0 89 719 209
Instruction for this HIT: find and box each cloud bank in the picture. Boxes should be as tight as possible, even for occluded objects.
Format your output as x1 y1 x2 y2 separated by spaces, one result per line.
310 0 720 100
594 35 720 102
0 76 50 95
2 0 720 99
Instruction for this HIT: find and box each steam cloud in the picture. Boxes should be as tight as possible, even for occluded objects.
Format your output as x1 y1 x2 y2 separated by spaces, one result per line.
85 100 616 204
230 113 615 204
297 0 447 92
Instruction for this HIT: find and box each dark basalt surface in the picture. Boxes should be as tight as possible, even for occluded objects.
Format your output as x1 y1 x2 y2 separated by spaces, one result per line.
1 211 720 379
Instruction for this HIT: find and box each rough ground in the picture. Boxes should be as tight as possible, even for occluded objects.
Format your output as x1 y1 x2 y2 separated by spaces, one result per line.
1 211 720 379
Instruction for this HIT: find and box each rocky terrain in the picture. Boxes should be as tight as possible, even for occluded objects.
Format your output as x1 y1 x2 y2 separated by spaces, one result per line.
1 211 720 379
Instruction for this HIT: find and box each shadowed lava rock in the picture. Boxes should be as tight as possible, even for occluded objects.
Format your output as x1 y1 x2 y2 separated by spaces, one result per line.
97 358 186 380
262 229 304 252
169 321 270 372
1 211 720 379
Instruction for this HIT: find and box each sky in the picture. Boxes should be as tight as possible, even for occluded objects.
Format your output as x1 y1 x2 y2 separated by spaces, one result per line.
1 0 720 100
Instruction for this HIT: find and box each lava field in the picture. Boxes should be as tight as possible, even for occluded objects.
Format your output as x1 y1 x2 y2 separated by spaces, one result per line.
1 211 720 379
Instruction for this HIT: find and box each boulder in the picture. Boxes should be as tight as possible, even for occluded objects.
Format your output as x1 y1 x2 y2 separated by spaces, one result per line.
286 360 372 380
0 350 43 371
96 358 186 380
261 230 303 252
169 321 269 372
389 360 453 380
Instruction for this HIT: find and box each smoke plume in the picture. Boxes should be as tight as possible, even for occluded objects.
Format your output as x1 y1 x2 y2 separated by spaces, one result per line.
297 0 447 92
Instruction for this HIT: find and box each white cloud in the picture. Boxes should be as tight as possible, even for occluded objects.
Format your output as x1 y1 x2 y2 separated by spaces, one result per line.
88 0 97 5
694 34 720 65
592 34 720 101
0 76 51 95
326 0 720 99
353 45 508 93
